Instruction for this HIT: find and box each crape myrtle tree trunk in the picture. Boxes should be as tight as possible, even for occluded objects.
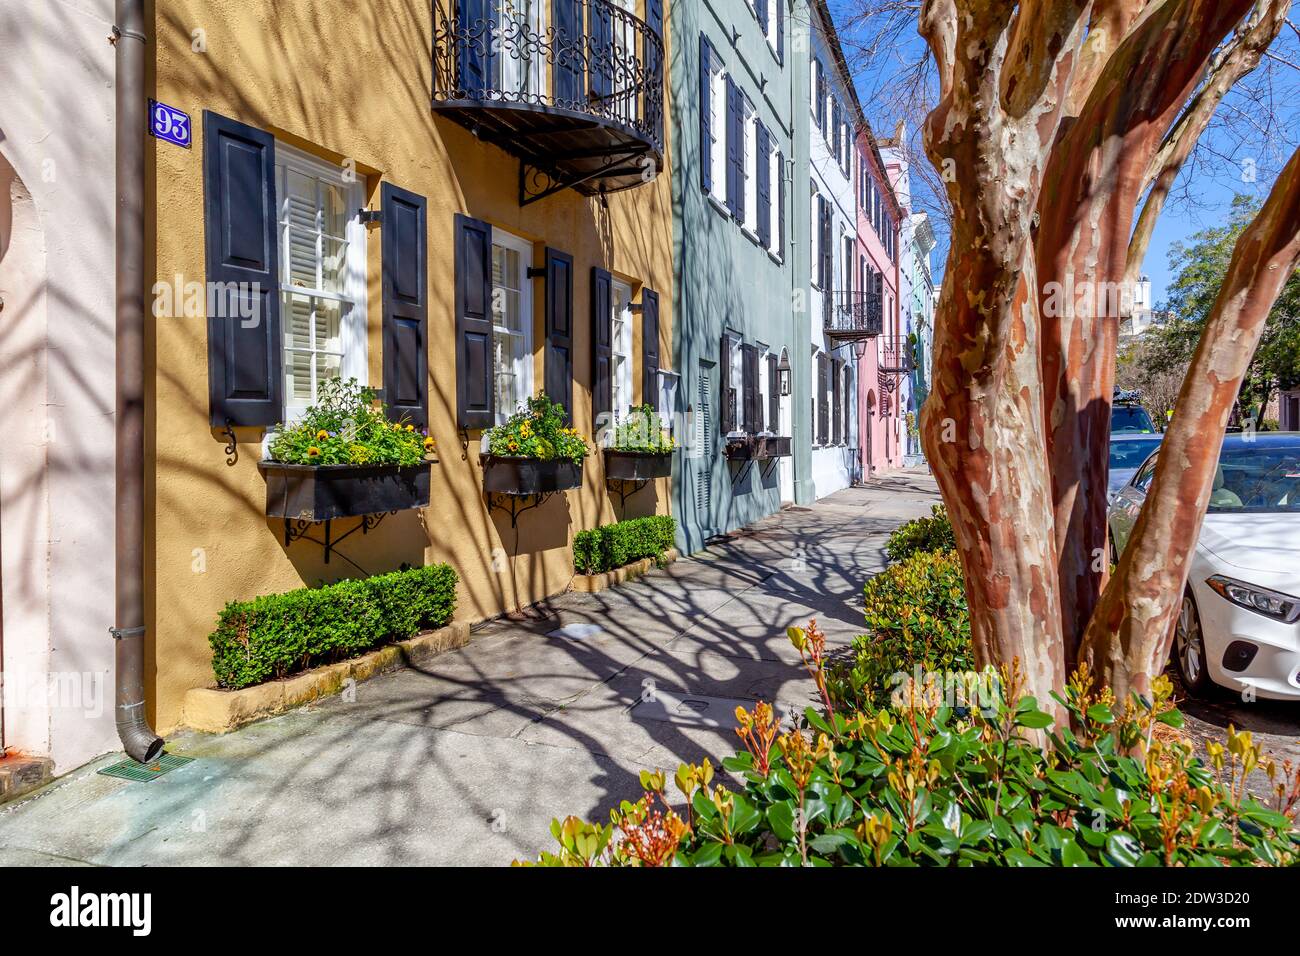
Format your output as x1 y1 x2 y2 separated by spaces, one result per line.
918 0 1296 709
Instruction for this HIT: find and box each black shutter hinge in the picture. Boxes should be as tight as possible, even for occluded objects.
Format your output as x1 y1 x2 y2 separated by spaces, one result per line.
526 266 546 279
359 208 383 225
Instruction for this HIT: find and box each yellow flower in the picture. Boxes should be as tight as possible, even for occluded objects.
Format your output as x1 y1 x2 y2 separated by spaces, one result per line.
316 429 329 441
391 422 402 431
508 440 519 451
307 446 321 458
405 424 414 432
423 436 436 450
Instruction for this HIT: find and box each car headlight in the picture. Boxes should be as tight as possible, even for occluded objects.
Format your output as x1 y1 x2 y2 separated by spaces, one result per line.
1206 575 1300 624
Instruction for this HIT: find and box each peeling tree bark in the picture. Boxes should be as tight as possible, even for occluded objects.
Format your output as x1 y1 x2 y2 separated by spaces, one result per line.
1034 0 1258 668
918 0 1294 710
1079 145 1300 700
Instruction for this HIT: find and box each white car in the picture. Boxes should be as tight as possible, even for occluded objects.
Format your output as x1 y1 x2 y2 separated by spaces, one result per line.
1107 433 1300 700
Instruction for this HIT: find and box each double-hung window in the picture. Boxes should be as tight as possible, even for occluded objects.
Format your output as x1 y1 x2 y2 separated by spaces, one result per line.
491 228 534 425
611 279 634 420
704 43 728 209
277 144 367 419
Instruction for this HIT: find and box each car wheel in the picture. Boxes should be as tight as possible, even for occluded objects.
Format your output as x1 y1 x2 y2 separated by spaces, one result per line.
1173 591 1214 697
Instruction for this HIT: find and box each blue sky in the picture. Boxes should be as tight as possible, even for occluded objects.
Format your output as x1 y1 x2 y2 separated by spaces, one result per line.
832 3 1300 308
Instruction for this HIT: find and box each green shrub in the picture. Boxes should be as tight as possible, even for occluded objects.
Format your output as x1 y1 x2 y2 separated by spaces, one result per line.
573 515 676 574
521 671 1300 867
884 504 955 561
611 404 675 453
209 563 457 689
829 548 971 712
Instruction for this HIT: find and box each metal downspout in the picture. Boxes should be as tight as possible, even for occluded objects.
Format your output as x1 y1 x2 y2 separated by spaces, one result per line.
113 0 163 763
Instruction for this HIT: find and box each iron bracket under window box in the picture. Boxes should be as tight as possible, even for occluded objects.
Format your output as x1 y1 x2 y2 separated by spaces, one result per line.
725 435 793 461
260 462 432 522
604 449 673 481
480 455 584 495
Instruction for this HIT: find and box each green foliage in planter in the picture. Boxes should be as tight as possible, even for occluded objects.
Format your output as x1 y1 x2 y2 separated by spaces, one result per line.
884 504 956 561
611 404 675 453
487 395 588 463
829 548 972 712
573 515 676 575
209 563 457 689
520 671 1300 867
267 378 433 466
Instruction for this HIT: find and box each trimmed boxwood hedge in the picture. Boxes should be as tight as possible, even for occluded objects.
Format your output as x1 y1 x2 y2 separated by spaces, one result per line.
209 564 457 689
573 515 676 575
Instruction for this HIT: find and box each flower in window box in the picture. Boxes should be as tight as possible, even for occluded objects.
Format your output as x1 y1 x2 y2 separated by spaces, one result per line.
266 378 428 467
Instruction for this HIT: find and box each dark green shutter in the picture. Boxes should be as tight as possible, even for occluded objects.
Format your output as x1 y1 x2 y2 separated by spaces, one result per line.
203 111 282 427
381 183 428 428
642 288 660 410
768 353 779 431
756 122 771 249
699 35 714 194
545 247 574 419
720 335 734 434
591 267 613 426
454 213 494 430
775 148 785 260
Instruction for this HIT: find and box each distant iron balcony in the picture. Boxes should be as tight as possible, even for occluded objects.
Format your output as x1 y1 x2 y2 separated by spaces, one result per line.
823 290 884 344
431 0 665 205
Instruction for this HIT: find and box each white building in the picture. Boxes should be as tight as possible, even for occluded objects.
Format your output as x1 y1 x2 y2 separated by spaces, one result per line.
0 0 119 776
807 1 861 497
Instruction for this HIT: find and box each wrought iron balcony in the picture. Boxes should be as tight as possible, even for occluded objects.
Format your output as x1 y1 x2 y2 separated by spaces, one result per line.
823 290 883 343
880 335 914 376
432 0 665 205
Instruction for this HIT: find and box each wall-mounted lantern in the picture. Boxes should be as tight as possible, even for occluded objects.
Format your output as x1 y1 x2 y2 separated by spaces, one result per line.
777 353 792 396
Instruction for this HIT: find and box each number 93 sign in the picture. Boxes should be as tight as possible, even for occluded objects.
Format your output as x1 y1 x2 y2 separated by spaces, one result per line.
148 99 191 149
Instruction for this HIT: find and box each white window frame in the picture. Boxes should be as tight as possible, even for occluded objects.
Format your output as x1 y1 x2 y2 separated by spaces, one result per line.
707 53 728 213
810 184 820 287
276 143 368 421
491 227 535 426
727 332 745 437
611 278 634 422
767 144 780 258
757 345 771 434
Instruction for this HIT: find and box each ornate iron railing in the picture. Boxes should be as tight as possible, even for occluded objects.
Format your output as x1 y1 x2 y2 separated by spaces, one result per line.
431 0 665 153
823 290 884 341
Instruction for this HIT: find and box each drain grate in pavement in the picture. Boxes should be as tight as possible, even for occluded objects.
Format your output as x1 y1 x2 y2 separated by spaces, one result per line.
548 622 605 640
631 691 795 729
97 753 194 783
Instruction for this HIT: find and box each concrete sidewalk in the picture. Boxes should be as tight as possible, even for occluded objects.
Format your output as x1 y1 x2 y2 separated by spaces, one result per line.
0 473 940 866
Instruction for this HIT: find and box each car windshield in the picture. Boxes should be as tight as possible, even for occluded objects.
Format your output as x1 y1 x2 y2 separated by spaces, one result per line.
1209 440 1300 513
1109 438 1162 471
1112 405 1155 433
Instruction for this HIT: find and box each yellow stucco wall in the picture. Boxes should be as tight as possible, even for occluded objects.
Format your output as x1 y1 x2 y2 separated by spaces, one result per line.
147 0 674 733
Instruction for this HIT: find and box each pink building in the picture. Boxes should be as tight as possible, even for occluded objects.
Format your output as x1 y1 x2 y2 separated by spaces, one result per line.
854 126 905 475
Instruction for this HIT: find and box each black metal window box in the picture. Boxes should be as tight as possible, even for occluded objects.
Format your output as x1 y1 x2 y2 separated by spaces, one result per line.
481 454 584 495
725 435 792 461
604 448 672 480
431 0 665 204
260 462 432 522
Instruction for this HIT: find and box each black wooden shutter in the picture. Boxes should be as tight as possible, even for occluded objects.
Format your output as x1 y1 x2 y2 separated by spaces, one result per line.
818 353 829 444
756 0 768 38
642 288 660 409
699 35 713 194
776 148 785 260
776 0 784 64
553 0 584 103
454 213 494 429
768 354 779 431
756 123 771 249
725 77 742 219
203 111 282 427
545 247 574 419
458 0 493 96
720 335 734 434
821 198 833 291
591 267 613 426
381 183 428 428
590 0 613 101
832 359 841 444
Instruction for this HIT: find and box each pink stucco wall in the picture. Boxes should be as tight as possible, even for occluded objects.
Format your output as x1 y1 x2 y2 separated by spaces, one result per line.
855 128 905 476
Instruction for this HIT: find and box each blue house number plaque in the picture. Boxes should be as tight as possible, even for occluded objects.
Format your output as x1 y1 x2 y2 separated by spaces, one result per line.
148 100 191 149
